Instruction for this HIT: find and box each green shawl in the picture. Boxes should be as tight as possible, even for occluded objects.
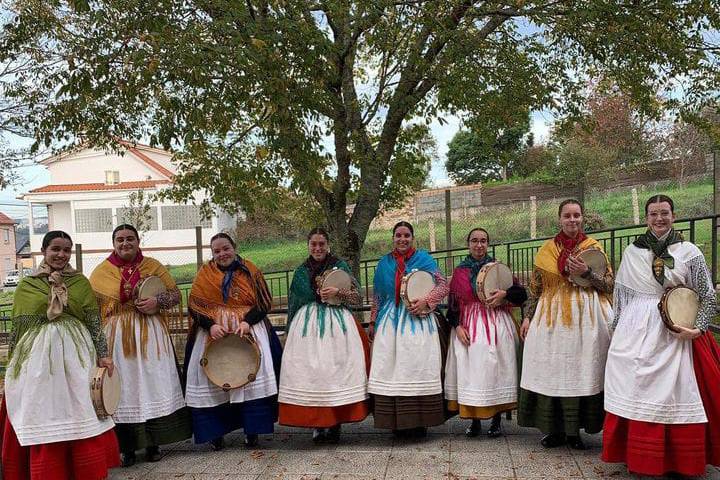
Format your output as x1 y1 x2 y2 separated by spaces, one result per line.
9 272 100 378
633 228 684 285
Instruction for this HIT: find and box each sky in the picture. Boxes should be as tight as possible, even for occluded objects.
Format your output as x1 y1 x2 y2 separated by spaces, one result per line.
0 111 556 221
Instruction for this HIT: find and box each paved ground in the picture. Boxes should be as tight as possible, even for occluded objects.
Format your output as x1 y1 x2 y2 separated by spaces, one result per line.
109 415 720 480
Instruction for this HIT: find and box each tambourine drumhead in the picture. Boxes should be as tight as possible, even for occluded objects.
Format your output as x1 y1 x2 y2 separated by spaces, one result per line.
475 262 513 304
400 270 435 314
660 286 699 331
201 334 260 391
90 367 121 418
570 248 607 287
319 268 352 305
134 275 166 300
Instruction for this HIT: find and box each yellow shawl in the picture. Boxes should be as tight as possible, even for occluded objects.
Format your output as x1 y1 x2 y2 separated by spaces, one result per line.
90 256 181 358
532 236 612 328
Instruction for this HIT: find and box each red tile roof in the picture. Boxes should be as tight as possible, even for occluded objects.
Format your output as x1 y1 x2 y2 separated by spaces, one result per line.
117 140 175 179
28 180 171 194
0 212 16 224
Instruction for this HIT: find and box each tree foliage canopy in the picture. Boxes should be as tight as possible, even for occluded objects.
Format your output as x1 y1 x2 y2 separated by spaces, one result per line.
2 0 719 264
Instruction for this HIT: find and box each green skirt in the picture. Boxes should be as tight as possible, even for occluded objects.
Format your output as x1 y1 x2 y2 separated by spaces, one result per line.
517 388 605 435
115 407 193 453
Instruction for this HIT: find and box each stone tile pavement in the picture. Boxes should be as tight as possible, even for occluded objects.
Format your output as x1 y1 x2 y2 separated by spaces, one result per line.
110 416 720 480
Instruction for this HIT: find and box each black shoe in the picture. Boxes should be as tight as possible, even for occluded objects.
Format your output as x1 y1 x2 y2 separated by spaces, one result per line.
145 445 161 462
486 415 502 438
465 419 482 437
325 425 341 444
312 428 326 443
393 428 411 438
244 433 259 448
540 433 566 448
210 437 225 451
567 435 586 450
121 451 136 468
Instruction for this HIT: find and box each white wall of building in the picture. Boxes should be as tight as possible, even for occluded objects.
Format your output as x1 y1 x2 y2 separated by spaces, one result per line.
45 148 169 184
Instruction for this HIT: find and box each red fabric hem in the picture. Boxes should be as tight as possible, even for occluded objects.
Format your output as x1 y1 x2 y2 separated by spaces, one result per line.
1 398 120 480
279 401 370 428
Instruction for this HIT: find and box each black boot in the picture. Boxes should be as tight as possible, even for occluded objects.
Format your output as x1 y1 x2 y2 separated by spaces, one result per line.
566 434 586 450
465 419 482 437
413 426 428 438
312 428 326 443
145 445 162 462
244 433 259 448
540 432 566 448
486 414 502 438
325 425 341 444
121 451 136 468
210 436 225 451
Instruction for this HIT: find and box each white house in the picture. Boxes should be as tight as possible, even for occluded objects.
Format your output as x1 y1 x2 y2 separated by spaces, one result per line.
22 141 235 275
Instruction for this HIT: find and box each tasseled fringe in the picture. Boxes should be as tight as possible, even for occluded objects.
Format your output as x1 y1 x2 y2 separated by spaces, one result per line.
534 270 608 329
98 295 173 359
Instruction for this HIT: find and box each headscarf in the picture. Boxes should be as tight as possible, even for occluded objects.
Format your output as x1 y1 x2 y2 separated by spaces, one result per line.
633 228 684 285
392 247 416 306
218 257 243 303
554 230 588 277
30 261 77 320
107 249 145 304
304 253 340 303
458 254 495 297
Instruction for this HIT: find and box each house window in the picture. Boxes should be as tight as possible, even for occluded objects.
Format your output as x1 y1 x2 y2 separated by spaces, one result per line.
161 205 212 230
75 208 114 233
117 206 159 231
3 230 8 244
105 170 120 185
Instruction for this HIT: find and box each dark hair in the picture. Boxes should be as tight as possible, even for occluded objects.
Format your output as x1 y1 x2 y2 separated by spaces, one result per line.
644 194 675 214
558 199 584 217
466 227 490 244
210 232 236 248
42 230 73 250
307 227 330 242
112 223 139 241
392 221 414 237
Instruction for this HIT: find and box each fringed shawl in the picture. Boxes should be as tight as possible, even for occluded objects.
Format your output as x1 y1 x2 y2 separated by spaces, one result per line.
9 273 99 377
532 236 612 328
90 256 181 359
373 249 438 306
188 258 272 329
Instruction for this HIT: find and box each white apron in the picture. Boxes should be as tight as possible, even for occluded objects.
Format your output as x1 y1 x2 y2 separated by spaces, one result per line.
185 319 278 408
279 303 368 406
107 313 186 423
604 242 708 424
6 320 115 445
445 305 519 407
368 302 442 397
520 284 612 397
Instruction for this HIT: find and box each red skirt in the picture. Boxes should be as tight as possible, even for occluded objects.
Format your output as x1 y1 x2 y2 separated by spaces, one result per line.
0 399 120 480
602 331 720 476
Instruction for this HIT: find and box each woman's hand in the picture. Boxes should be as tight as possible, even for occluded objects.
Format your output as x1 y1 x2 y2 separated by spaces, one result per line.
670 325 702 340
456 325 471 347
566 256 589 277
98 357 114 377
210 324 228 341
520 318 530 341
320 286 339 303
135 296 159 315
235 321 251 336
486 289 507 308
408 298 429 316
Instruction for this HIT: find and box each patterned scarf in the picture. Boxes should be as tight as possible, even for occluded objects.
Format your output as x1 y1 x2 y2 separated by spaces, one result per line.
633 228 684 285
304 253 339 303
458 254 495 297
218 257 244 303
31 261 77 320
392 247 416 306
107 249 145 303
554 230 588 277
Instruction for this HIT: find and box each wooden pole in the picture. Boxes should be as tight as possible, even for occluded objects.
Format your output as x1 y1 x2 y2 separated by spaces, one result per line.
631 187 640 225
195 226 203 270
75 243 83 273
530 196 537 239
445 189 452 250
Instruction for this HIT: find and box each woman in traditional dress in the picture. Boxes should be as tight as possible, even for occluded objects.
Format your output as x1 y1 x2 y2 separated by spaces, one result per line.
90 224 191 467
602 194 720 476
518 199 613 450
184 233 282 450
445 227 527 438
279 228 370 443
0 230 120 479
368 221 450 437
